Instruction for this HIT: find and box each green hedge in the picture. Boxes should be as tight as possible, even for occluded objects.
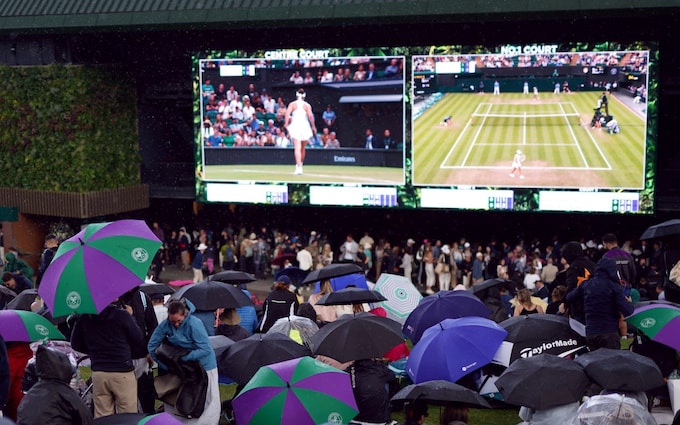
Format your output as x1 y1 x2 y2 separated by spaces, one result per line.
0 64 140 192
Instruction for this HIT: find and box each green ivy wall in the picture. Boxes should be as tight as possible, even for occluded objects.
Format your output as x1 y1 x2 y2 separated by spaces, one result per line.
0 64 140 192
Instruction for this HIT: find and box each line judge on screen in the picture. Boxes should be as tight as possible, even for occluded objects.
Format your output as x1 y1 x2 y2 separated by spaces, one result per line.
284 88 316 175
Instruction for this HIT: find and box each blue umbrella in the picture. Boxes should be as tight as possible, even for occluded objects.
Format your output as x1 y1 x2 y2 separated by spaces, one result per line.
403 290 492 344
406 317 507 384
314 272 369 292
274 267 309 286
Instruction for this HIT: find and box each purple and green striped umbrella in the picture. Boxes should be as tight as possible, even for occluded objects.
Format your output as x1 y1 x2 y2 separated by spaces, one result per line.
233 356 358 425
626 300 680 351
0 310 65 342
38 219 162 318
137 412 184 425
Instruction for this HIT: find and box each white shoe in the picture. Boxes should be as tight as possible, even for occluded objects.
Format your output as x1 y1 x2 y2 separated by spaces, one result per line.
509 174 515 177
299 164 303 174
519 175 525 179
294 165 302 175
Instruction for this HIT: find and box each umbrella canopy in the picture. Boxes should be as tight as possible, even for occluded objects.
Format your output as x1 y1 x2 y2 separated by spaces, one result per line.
139 282 175 296
232 356 359 425
267 315 319 348
571 394 657 425
640 219 680 240
5 288 38 310
209 335 235 359
209 270 257 285
390 380 491 409
0 285 17 303
137 413 185 425
38 220 161 317
625 300 680 351
470 278 515 294
492 314 587 367
219 332 312 385
374 273 423 325
301 263 364 285
495 353 589 410
574 348 665 391
403 290 492 344
170 280 253 310
310 312 404 363
315 287 387 306
406 317 507 384
0 310 65 342
275 267 310 286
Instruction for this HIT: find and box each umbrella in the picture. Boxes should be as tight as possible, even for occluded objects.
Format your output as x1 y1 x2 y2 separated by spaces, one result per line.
275 267 310 286
374 273 423 324
169 280 253 310
492 314 587 367
301 263 364 285
402 290 492 344
0 310 65 342
328 273 369 290
625 300 680 351
495 353 589 410
139 282 175 296
571 393 657 425
209 270 257 285
310 312 404 363
5 288 38 310
38 219 162 317
233 356 358 425
218 332 311 385
314 287 387 306
575 348 665 392
405 317 507 384
267 315 319 348
0 285 17 302
640 219 680 240
94 412 185 425
271 253 296 267
391 380 491 409
470 278 514 294
209 334 235 359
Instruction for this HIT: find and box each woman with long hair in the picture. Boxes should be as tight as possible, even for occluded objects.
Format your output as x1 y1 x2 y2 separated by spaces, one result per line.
514 288 544 316
307 279 338 325
284 88 316 175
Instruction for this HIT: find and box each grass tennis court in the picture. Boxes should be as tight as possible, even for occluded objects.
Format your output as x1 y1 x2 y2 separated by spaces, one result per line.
203 164 403 185
412 92 647 189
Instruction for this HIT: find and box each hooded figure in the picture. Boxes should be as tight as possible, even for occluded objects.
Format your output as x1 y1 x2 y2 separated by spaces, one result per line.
566 257 634 350
16 345 93 425
2 253 34 282
560 241 596 324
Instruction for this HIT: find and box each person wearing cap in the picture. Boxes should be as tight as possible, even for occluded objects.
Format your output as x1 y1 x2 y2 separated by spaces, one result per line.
258 275 300 333
215 309 250 342
191 243 208 283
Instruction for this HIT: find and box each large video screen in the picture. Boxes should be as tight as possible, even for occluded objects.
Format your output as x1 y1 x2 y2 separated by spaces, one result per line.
193 43 657 214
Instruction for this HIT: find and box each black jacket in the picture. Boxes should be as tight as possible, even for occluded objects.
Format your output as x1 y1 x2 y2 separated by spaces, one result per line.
349 359 396 423
259 288 299 333
70 305 145 371
17 345 93 425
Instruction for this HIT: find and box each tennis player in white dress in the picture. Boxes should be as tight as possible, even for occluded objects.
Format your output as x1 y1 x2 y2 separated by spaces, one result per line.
285 88 317 175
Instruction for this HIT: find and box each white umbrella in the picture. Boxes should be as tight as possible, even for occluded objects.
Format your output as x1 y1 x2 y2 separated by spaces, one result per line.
374 273 422 324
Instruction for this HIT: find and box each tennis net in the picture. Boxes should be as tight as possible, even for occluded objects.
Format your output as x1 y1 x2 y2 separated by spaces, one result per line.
470 112 581 126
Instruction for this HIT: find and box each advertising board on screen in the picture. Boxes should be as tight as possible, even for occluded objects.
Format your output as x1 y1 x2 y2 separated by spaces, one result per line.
193 43 657 214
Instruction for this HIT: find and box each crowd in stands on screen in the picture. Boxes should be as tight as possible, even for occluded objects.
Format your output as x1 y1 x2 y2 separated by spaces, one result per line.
384 58 402 76
319 69 334 82
365 128 374 149
325 131 341 148
382 129 396 149
631 85 647 103
289 70 304 84
577 52 621 67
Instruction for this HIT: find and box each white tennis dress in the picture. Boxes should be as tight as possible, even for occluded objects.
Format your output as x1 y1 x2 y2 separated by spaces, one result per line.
287 99 314 141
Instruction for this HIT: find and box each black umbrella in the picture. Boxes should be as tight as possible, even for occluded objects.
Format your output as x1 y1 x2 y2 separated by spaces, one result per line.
315 287 387 306
391 380 491 409
169 280 253 310
209 335 235 359
574 348 665 391
5 288 38 310
208 270 256 285
0 285 17 303
640 219 680 240
301 263 364 285
139 282 175 296
310 312 404 363
218 332 311 385
495 353 589 410
469 278 514 294
493 314 587 367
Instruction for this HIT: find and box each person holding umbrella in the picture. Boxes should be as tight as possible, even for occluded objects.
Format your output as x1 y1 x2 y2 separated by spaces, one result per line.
258 276 299 333
399 400 429 425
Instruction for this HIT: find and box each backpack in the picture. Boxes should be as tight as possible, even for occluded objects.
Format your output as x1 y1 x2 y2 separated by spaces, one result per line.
223 245 235 262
